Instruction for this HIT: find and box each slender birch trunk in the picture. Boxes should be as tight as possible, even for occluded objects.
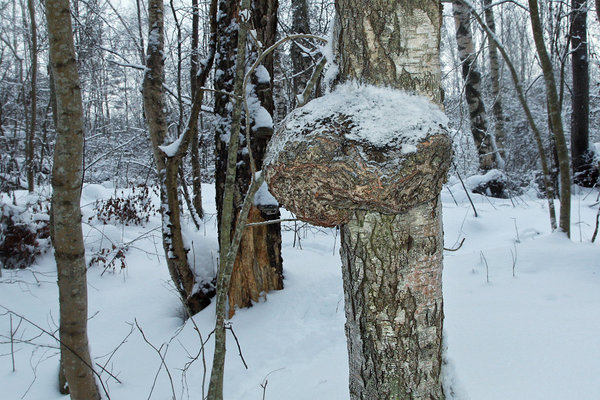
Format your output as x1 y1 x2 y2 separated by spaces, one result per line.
452 0 499 170
482 0 506 162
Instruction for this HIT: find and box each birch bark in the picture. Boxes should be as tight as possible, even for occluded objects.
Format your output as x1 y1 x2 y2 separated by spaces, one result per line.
336 0 447 397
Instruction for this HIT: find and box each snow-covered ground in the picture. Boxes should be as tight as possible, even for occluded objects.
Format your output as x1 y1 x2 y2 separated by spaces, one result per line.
1 181 599 400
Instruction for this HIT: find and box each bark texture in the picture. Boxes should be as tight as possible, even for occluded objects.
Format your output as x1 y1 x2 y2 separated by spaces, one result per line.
190 0 204 218
335 0 442 103
337 1 448 398
143 0 213 314
452 1 499 171
528 0 571 236
482 0 506 162
214 0 283 318
46 0 100 397
265 0 450 398
570 0 592 185
266 103 451 227
341 202 444 399
26 0 37 192
291 0 313 99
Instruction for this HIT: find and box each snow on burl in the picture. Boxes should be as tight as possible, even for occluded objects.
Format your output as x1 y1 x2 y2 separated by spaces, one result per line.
264 83 453 227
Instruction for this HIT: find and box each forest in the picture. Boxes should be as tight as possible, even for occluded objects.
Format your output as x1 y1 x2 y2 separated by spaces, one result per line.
1 0 599 399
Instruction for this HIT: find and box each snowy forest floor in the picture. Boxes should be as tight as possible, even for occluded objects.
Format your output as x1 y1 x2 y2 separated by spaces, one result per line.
1 181 599 400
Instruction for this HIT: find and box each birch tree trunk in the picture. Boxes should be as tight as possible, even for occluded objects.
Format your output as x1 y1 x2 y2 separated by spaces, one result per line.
291 0 313 100
482 0 506 162
452 0 499 171
335 0 447 397
46 0 100 396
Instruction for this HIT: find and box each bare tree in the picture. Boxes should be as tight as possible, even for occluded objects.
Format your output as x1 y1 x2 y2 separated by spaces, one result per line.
46 0 100 396
453 0 500 171
214 0 283 318
482 0 506 162
570 0 592 185
528 0 571 236
25 0 37 192
143 0 217 315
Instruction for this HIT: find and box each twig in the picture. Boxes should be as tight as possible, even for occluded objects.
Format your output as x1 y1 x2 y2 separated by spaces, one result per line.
453 162 478 217
135 319 177 400
10 314 15 372
444 238 465 252
246 218 299 227
0 305 111 399
98 323 134 380
512 218 521 243
510 244 517 277
95 362 122 384
446 185 459 206
480 251 490 283
261 379 268 400
592 205 600 243
225 323 248 369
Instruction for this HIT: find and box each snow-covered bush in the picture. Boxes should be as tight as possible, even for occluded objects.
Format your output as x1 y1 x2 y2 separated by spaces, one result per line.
0 200 50 269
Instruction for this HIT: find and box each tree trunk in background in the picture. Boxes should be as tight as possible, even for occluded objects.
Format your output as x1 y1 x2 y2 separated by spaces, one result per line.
143 0 211 314
335 0 446 397
482 0 506 163
453 0 499 171
46 0 100 396
528 0 571 236
570 0 592 186
291 0 313 101
215 0 283 318
190 0 204 218
26 0 37 192
135 0 145 64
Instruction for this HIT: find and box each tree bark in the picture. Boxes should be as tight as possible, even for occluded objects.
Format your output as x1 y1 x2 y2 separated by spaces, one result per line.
46 0 100 396
528 0 571 236
209 2 252 397
214 0 283 318
463 0 558 231
26 0 37 192
335 0 447 398
452 0 499 171
482 0 506 163
291 0 313 101
570 0 591 185
143 0 213 315
190 0 204 219
341 203 444 399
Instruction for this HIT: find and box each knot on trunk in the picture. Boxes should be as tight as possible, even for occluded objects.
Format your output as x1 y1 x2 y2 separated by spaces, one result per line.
264 84 453 227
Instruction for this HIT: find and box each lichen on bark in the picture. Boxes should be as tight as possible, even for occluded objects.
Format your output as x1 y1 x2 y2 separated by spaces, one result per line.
341 201 444 399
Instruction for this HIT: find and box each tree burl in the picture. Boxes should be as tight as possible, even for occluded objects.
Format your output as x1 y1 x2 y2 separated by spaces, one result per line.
264 84 453 227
